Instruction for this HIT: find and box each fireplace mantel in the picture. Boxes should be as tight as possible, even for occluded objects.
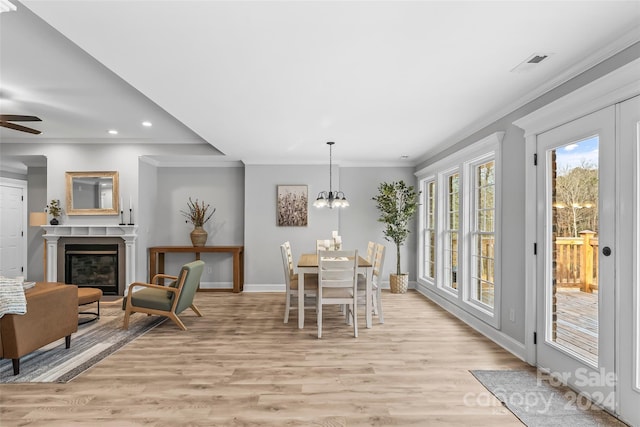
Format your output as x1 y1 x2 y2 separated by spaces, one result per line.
42 224 138 238
43 225 138 293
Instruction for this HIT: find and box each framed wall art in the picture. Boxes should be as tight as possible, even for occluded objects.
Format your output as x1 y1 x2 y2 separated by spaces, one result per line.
277 185 308 226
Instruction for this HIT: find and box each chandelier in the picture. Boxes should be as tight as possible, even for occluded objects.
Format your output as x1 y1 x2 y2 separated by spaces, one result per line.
313 142 349 209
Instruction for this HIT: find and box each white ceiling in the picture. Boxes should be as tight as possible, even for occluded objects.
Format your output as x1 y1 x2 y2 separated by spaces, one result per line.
1 1 639 167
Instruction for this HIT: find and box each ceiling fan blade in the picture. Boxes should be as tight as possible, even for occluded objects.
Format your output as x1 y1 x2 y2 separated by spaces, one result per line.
0 115 42 122
0 121 42 134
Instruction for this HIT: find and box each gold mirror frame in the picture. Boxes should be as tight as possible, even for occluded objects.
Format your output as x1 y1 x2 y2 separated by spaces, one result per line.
65 171 119 215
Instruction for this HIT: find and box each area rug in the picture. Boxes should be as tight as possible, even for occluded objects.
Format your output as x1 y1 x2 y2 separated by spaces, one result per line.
0 302 165 383
470 370 627 426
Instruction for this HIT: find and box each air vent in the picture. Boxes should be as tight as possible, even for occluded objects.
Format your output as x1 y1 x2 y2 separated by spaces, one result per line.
511 53 552 73
527 54 548 64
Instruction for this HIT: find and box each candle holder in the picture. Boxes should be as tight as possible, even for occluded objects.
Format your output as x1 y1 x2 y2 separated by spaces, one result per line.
128 208 134 225
119 210 125 225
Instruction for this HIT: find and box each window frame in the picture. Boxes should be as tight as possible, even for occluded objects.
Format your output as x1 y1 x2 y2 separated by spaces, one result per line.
463 154 500 318
420 177 437 283
416 132 503 327
440 167 460 296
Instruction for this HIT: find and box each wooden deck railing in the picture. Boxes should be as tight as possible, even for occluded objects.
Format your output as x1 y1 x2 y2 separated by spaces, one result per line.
555 230 598 293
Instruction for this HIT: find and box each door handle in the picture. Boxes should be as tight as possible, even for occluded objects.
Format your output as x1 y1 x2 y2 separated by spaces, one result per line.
602 246 612 256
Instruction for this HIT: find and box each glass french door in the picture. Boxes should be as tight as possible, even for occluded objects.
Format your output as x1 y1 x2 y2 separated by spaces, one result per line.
536 106 615 410
618 95 640 426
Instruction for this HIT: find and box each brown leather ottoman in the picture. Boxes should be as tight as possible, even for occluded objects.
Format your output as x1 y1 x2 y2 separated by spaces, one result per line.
78 287 102 325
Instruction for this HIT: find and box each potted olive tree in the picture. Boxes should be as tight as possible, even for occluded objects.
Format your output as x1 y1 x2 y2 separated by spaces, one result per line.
372 180 419 293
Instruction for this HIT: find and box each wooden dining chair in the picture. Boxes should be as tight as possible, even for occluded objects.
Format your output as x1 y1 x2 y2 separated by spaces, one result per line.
358 243 386 323
316 239 331 252
281 241 317 323
365 241 376 262
317 249 359 338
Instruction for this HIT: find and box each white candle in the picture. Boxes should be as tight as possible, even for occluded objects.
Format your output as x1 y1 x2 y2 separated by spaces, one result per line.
119 198 123 211
335 236 342 243
324 239 331 249
129 196 133 210
332 230 338 238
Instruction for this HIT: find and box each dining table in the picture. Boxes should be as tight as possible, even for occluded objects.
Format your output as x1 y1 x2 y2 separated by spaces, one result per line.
297 252 373 330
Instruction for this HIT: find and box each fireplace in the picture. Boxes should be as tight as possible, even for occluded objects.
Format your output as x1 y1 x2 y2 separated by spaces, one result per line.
54 235 129 296
65 244 119 295
43 225 137 296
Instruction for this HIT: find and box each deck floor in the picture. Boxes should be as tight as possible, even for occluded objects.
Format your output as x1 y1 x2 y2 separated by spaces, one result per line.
555 288 598 362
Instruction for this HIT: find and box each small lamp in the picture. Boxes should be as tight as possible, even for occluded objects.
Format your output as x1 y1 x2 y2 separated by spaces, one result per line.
29 212 47 227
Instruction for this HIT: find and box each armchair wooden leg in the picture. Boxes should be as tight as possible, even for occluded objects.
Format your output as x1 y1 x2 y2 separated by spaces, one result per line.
123 309 131 330
12 358 19 375
190 304 203 317
169 313 187 331
65 335 71 349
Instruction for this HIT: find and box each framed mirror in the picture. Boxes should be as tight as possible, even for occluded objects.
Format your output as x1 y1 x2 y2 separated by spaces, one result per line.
66 171 119 215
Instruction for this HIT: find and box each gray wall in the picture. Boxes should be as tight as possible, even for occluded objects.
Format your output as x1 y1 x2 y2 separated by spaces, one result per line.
242 164 416 289
153 165 245 287
340 167 418 283
244 164 338 288
26 166 47 281
137 159 159 282
1 142 222 285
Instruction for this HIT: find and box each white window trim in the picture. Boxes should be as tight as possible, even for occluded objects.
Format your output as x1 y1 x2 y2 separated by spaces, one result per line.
439 166 460 297
462 152 502 325
416 131 504 328
419 177 437 284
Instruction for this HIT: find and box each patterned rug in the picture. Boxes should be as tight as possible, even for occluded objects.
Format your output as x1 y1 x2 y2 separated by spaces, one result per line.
470 370 627 426
0 301 165 383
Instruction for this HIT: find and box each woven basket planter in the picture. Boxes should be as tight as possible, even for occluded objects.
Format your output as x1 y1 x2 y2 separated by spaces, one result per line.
389 274 408 294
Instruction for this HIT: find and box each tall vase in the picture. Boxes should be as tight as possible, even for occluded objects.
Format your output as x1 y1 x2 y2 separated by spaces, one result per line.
190 225 208 247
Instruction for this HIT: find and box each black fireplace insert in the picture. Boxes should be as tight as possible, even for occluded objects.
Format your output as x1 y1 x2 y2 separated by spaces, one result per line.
65 244 119 295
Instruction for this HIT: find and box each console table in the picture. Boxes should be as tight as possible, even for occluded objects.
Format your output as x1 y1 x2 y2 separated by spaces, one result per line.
148 246 244 293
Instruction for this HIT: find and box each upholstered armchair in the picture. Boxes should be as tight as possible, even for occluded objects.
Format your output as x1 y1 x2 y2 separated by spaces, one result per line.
123 260 204 331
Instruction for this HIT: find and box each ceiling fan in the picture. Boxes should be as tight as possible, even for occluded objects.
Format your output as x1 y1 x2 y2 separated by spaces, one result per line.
0 115 42 134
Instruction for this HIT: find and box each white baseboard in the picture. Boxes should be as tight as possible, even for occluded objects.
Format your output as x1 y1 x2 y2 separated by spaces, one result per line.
242 283 285 293
198 281 233 290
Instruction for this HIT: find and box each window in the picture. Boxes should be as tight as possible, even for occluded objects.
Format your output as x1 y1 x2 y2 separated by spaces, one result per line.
416 132 503 326
443 171 460 292
424 180 436 280
470 160 495 308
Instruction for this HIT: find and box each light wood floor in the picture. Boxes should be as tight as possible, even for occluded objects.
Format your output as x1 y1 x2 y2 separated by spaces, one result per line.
1 291 533 426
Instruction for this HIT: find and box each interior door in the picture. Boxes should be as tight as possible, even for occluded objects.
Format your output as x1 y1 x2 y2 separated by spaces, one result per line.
617 95 640 426
0 181 26 278
536 106 615 410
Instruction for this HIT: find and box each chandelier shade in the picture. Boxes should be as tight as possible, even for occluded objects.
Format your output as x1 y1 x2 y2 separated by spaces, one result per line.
313 142 349 209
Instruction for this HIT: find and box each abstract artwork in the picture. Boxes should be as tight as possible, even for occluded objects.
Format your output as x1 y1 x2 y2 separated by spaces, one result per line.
277 185 308 226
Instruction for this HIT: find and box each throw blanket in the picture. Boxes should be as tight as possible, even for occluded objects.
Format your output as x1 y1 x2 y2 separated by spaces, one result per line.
0 278 27 318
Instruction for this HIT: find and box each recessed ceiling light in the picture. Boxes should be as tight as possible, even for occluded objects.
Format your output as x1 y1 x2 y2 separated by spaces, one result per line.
108 129 118 135
401 155 409 160
142 121 152 127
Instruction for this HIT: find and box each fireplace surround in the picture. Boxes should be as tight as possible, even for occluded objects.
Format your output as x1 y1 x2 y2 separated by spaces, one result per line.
42 225 137 296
